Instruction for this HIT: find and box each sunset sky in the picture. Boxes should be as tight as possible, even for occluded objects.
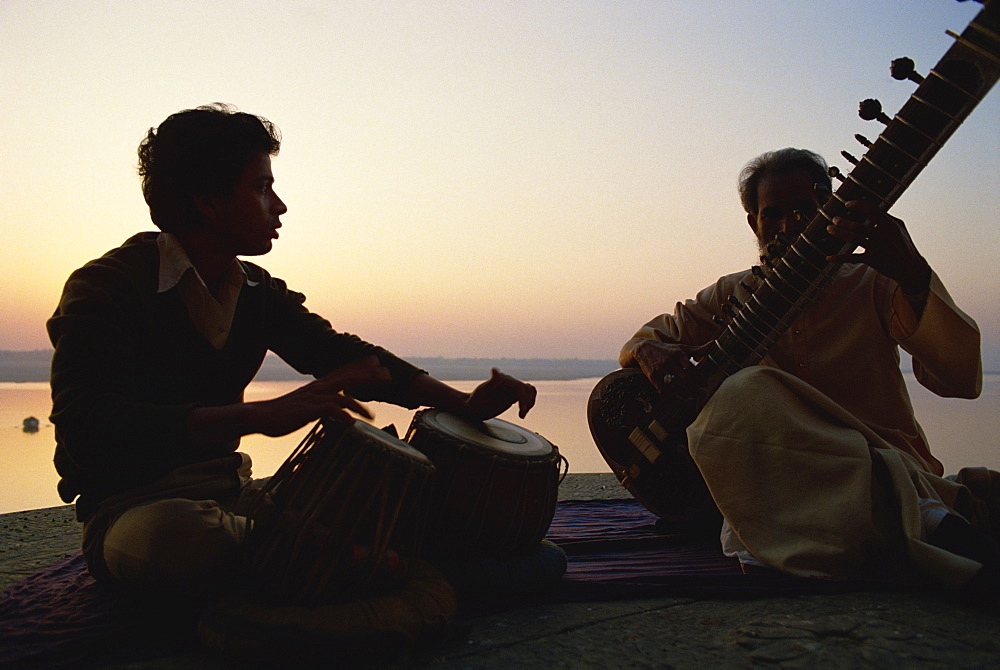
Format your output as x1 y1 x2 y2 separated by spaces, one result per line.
2 1 998 366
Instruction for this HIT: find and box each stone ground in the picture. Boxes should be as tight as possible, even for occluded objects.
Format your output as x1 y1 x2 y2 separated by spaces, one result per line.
2 473 998 668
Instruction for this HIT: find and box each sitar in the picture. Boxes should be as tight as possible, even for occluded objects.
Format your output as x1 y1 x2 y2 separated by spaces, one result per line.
587 0 1000 527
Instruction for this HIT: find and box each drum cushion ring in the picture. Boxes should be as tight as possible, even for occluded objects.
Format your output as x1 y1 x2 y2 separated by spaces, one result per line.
197 558 457 662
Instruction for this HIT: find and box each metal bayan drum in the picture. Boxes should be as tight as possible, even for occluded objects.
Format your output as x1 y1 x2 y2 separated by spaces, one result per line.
405 408 566 557
245 419 434 605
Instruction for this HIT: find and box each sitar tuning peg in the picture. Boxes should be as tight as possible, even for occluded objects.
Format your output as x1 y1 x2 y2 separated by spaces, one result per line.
828 165 845 182
841 151 860 166
859 98 892 125
792 210 810 223
727 295 743 308
752 265 767 279
767 239 787 255
855 133 873 148
739 281 753 293
890 57 925 84
713 315 726 327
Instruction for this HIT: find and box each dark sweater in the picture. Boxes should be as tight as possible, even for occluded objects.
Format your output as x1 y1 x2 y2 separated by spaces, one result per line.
48 233 424 521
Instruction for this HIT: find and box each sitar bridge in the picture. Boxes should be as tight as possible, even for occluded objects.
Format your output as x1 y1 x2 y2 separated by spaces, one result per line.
628 425 663 464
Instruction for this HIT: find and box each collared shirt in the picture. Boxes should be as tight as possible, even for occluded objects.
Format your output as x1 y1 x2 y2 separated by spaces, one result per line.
619 262 982 476
48 231 427 519
622 264 981 577
156 233 254 349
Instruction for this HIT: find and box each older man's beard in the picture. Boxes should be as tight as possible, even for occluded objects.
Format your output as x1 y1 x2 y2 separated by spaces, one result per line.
757 235 769 259
757 234 778 261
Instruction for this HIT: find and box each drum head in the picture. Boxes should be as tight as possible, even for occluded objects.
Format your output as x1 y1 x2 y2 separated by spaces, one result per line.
355 420 433 465
419 409 552 457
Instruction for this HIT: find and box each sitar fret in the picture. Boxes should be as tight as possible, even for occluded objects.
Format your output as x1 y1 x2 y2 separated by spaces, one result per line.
911 94 964 122
846 170 895 200
873 135 926 167
743 298 794 334
777 256 832 295
726 316 775 358
861 153 908 186
710 333 753 373
731 297 788 348
890 114 945 147
967 16 1000 45
788 238 831 273
798 229 836 261
755 281 798 322
947 28 1000 65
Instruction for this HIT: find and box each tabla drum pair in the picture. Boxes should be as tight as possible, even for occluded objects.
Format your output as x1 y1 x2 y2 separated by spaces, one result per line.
244 410 564 604
244 419 434 605
404 408 567 558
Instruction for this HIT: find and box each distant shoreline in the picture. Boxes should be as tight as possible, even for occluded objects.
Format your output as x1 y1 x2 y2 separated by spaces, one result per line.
0 350 619 383
6 349 982 384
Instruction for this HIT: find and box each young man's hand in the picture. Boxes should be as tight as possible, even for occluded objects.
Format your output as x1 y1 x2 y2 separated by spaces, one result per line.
252 356 390 436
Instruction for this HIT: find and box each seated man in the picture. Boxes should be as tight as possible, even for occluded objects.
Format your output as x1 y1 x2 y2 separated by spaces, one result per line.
619 147 998 594
47 104 537 593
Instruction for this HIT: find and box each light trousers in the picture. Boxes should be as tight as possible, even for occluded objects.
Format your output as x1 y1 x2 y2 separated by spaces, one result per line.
83 453 270 592
689 366 989 587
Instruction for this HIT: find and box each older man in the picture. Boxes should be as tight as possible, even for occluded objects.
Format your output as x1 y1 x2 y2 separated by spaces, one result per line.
620 148 997 595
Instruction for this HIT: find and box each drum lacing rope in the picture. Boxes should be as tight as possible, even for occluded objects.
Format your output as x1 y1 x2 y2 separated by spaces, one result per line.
244 420 326 586
307 432 372 598
508 457 531 547
509 450 567 547
462 439 499 546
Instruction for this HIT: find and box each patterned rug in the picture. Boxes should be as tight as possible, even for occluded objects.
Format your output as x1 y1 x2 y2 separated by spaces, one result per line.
0 498 869 668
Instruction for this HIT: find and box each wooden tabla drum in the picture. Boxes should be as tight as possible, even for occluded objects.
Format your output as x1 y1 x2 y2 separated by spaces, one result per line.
404 408 566 558
244 419 434 605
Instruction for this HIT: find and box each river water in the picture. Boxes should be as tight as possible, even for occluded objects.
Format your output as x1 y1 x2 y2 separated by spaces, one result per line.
2 375 998 514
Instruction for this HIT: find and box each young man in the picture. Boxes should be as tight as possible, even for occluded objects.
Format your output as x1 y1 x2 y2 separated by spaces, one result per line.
48 104 537 591
620 148 997 593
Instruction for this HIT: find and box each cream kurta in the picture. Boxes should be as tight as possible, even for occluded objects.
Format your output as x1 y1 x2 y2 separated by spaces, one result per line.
620 263 986 584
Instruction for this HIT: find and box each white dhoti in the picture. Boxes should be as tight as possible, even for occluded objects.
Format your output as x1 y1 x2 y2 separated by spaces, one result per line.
689 366 984 587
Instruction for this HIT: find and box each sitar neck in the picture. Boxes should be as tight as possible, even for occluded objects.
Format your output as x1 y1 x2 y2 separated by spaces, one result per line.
695 0 999 395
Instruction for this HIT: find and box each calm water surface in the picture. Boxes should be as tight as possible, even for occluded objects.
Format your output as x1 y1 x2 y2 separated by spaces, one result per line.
2 375 998 514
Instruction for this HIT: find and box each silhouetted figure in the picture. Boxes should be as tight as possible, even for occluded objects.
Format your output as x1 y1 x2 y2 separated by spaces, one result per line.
47 104 537 600
609 148 998 600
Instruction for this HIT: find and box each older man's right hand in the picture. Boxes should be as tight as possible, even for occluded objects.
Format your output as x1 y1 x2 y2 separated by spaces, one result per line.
633 339 713 394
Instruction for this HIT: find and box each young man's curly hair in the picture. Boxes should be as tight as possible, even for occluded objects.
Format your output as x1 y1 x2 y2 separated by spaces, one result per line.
137 103 281 232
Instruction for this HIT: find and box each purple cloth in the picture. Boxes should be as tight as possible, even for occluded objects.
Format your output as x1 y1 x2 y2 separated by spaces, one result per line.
0 553 199 668
0 498 869 667
544 499 867 601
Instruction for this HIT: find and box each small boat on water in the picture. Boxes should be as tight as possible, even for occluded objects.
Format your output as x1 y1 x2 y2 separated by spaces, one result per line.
22 416 39 433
